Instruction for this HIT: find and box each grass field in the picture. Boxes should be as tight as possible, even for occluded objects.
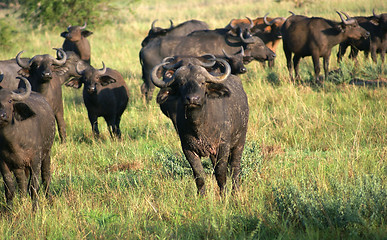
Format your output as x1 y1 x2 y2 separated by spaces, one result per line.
0 0 386 239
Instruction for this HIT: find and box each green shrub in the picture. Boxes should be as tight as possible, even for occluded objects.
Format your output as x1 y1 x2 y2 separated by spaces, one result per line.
17 0 112 29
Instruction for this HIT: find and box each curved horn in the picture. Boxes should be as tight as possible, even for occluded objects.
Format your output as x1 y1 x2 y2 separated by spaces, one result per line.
162 56 175 63
97 62 106 75
239 31 256 43
264 13 272 25
76 61 85 75
11 77 31 101
51 48 67 65
341 11 351 19
151 62 176 88
336 11 350 24
222 49 232 58
198 54 216 68
162 59 183 70
240 46 245 56
205 58 231 83
372 9 381 18
0 69 3 83
80 22 87 30
169 19 174 29
16 50 31 69
151 19 158 30
289 11 295 16
246 17 254 29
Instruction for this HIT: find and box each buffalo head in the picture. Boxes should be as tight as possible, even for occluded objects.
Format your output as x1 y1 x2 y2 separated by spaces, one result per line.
151 57 231 108
16 49 67 81
141 19 174 47
336 11 370 40
227 17 256 43
0 76 33 128
61 22 93 42
66 62 116 94
262 13 286 39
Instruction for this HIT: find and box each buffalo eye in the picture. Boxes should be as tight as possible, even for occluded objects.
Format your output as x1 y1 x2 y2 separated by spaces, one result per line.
8 99 12 103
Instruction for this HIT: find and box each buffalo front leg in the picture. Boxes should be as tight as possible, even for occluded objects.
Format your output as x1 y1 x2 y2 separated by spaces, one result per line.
229 145 244 193
88 113 100 138
283 45 294 82
293 55 302 82
183 149 206 195
213 145 231 195
0 162 16 208
323 54 331 82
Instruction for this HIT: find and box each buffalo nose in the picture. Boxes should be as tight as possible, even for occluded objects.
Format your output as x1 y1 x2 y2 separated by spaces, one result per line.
87 85 96 93
0 112 6 120
186 95 200 105
364 31 370 38
240 67 247 73
42 72 51 78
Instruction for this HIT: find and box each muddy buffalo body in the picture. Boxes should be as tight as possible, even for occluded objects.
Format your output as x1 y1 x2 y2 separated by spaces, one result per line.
151 57 249 195
0 76 55 209
66 62 129 139
281 11 370 82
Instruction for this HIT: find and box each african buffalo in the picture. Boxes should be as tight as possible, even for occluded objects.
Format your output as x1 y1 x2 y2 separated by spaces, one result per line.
141 19 209 47
227 13 286 67
0 76 55 209
61 22 93 64
281 11 370 82
337 10 387 63
16 49 68 142
65 62 129 139
151 57 249 195
140 27 275 101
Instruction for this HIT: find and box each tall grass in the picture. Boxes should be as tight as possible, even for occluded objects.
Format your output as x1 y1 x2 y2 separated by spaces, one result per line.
0 0 386 239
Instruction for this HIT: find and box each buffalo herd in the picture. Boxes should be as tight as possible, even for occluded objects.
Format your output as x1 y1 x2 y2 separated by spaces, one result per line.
0 10 385 207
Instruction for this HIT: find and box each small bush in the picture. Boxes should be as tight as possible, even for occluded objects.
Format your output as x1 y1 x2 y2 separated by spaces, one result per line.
18 0 113 29
0 18 17 51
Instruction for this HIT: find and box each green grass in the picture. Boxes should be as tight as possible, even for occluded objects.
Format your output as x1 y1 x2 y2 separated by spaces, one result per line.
0 0 386 239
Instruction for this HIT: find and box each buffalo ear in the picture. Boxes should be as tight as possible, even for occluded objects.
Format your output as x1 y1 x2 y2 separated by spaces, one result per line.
82 30 93 38
65 78 83 89
17 68 30 78
370 19 379 26
206 83 231 98
99 75 116 86
156 87 175 104
13 102 36 121
335 23 345 32
60 31 68 38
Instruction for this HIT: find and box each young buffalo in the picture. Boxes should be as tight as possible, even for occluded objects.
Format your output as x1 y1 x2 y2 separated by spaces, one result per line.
66 62 129 139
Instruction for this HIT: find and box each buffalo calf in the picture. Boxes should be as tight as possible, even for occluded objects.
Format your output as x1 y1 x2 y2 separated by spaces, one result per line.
66 62 129 139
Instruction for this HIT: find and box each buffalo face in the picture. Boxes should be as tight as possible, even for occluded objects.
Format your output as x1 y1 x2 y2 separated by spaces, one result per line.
244 37 276 62
61 22 93 42
336 12 370 40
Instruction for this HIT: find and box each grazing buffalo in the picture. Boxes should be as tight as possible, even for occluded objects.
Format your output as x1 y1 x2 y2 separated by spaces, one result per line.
337 10 387 63
281 11 370 82
61 22 93 64
65 62 129 139
141 19 209 47
0 76 55 209
227 13 286 67
140 27 275 101
16 49 68 142
151 57 249 195
0 58 29 90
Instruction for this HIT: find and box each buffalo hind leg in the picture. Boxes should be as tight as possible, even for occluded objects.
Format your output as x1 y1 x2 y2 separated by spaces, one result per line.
229 145 244 193
293 55 302 82
55 111 67 143
323 54 331 82
284 45 294 82
311 54 321 83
